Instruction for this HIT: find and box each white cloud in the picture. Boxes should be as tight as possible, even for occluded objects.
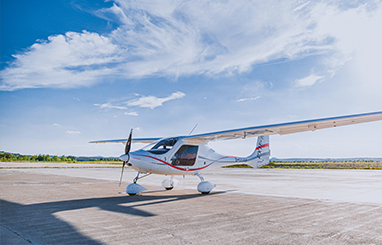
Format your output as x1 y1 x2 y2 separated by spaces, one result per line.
1 1 382 90
293 1 311 12
65 131 81 135
237 96 261 102
0 31 119 90
94 103 127 110
312 2 382 94
53 123 61 127
127 91 186 109
295 74 324 87
124 111 138 116
94 91 185 113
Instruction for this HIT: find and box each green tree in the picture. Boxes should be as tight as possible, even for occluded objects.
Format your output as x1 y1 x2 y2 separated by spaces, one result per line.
67 156 76 162
37 154 44 161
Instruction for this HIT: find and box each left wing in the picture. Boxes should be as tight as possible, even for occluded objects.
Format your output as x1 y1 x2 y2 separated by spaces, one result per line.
90 138 160 144
183 111 382 144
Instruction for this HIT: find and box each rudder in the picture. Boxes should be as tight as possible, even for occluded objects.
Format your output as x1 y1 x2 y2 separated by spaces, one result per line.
247 135 270 168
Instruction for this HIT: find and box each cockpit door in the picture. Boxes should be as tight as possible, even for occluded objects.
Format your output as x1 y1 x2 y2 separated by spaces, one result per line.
170 145 198 166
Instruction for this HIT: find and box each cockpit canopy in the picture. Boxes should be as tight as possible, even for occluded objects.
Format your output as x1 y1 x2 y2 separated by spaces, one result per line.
147 137 178 154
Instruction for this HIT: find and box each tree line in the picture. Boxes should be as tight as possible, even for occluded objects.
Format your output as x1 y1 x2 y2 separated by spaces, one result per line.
1 152 77 163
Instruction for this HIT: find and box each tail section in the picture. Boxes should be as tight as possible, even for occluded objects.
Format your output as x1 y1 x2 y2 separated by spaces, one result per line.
246 135 270 168
205 135 270 168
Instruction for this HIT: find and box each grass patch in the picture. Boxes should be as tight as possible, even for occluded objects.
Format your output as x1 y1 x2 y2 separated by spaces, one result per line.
0 166 121 169
261 161 382 170
224 161 382 170
224 164 253 168
72 161 122 165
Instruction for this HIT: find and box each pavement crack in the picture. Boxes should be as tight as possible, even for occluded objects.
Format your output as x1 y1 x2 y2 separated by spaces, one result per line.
1 223 33 244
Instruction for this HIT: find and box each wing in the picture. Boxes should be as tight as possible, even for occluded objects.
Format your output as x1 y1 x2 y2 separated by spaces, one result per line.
183 111 382 144
90 138 160 144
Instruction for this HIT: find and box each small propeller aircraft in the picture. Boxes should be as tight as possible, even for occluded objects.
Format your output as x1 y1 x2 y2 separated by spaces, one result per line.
91 111 382 195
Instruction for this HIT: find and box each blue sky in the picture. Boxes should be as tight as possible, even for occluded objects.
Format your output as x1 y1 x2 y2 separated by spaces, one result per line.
1 0 381 158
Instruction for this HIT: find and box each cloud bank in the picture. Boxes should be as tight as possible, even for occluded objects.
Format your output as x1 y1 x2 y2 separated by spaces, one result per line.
1 31 120 90
1 0 381 90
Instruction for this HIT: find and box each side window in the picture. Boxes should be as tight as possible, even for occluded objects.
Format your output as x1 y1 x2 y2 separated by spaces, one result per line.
171 145 198 166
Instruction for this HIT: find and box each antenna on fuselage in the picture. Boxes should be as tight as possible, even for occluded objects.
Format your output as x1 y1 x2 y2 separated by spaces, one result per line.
189 124 198 135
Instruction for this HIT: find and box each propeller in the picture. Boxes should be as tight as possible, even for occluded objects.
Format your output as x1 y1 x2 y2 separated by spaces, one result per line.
119 129 133 186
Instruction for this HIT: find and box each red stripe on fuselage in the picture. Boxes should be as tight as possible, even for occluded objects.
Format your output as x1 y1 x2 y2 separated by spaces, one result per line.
255 143 269 150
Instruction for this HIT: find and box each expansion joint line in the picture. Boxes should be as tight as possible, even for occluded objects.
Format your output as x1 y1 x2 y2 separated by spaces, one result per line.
1 223 33 244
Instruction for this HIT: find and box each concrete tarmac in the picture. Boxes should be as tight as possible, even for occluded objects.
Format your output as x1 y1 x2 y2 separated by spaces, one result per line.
1 166 382 244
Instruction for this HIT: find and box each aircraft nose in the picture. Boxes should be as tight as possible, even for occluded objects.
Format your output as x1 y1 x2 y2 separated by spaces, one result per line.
119 154 129 161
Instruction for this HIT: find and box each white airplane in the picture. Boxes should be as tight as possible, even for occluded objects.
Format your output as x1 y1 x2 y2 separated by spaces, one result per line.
91 111 382 195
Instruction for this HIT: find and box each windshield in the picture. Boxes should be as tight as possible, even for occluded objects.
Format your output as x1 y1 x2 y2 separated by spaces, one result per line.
144 137 178 154
141 141 159 151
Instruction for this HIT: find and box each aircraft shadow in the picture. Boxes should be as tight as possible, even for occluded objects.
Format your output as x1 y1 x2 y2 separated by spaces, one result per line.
0 192 221 244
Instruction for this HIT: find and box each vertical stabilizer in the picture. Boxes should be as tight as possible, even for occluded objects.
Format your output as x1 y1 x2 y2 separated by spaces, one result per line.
246 135 270 168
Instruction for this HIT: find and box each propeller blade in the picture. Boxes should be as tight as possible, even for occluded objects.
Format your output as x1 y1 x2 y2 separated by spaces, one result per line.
125 129 133 155
119 161 126 186
120 129 133 186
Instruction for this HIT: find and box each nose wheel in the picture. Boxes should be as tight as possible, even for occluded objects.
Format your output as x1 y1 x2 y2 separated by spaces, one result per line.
162 176 179 190
125 171 151 196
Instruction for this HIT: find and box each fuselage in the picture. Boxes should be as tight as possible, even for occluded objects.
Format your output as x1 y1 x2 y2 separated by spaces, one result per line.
125 137 238 175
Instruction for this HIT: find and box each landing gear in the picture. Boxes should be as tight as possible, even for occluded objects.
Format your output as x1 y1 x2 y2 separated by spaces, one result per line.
125 171 150 196
125 183 146 196
194 172 216 194
162 176 179 190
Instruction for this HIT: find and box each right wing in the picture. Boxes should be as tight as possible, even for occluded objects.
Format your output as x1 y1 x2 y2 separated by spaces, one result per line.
89 111 382 145
183 111 382 144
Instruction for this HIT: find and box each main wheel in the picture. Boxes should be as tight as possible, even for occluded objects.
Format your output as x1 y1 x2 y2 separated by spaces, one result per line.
201 191 210 195
165 187 174 190
197 181 216 194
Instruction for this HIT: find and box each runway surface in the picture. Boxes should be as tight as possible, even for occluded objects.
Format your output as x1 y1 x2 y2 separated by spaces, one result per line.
1 166 382 244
